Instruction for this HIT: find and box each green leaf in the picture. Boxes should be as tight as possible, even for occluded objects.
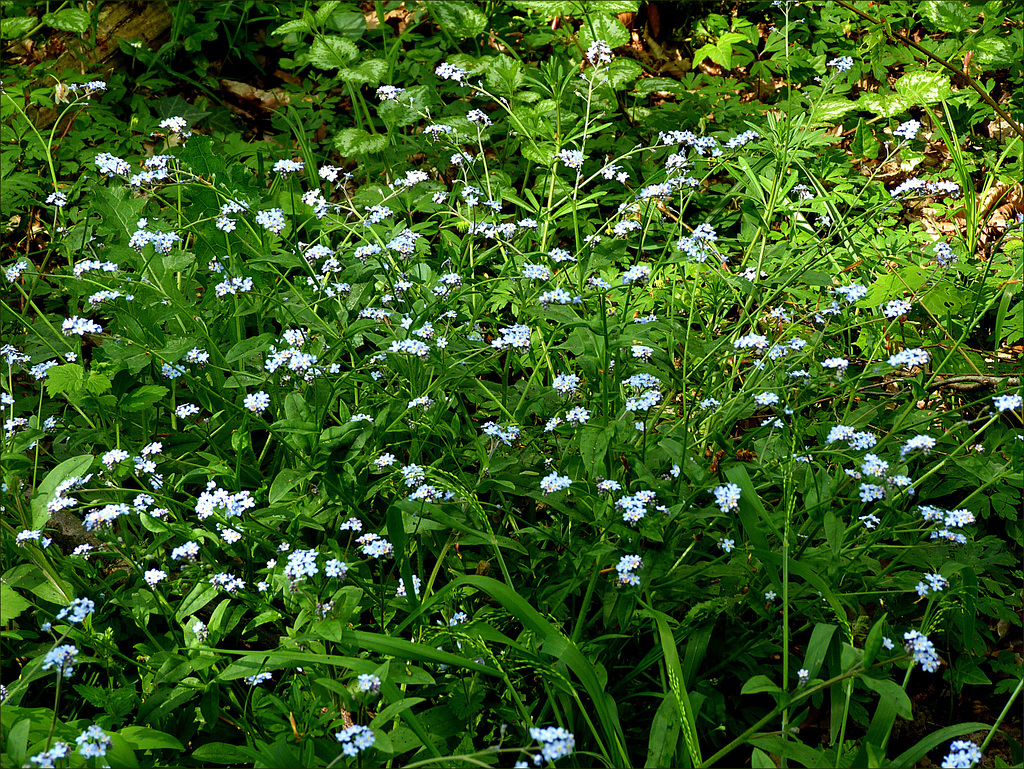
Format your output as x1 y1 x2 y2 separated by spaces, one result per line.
645 695 681 768
121 385 169 412
0 584 32 623
812 97 857 123
896 71 953 105
803 623 839 680
45 364 84 397
741 674 781 695
309 34 358 69
85 372 112 395
860 264 930 306
606 58 642 89
580 14 631 49
314 0 342 25
271 17 310 36
851 118 880 159
191 743 260 764
43 8 90 34
862 614 888 669
580 422 616 475
920 1 976 34
31 454 94 528
654 611 702 767
269 468 309 504
1 16 36 38
860 676 913 719
632 78 684 97
885 722 990 768
93 185 147 242
336 58 388 86
510 0 638 14
119 726 184 752
486 56 524 98
425 0 487 38
179 134 227 177
334 127 388 156
749 735 825 768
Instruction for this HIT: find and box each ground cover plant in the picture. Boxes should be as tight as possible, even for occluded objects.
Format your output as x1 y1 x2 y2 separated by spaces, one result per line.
1 0 1022 766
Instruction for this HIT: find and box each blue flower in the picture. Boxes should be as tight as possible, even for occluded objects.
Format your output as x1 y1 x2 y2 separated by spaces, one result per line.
713 483 741 512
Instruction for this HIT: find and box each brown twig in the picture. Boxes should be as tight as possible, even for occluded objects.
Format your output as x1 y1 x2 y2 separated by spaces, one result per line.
832 0 1024 141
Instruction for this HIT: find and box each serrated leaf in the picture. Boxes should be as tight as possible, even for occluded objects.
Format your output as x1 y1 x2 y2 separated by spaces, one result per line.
43 8 90 35
920 1 975 34
425 0 487 38
0 584 31 623
309 35 358 69
45 364 84 397
333 127 388 156
486 56 524 97
93 186 147 242
85 372 112 395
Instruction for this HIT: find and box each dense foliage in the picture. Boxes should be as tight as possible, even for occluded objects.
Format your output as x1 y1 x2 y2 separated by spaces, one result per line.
2 1 1022 767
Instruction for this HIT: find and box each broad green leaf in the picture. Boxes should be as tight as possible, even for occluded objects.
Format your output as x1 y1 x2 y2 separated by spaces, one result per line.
45 364 84 397
920 1 975 34
812 97 856 123
486 56 524 97
334 127 388 156
860 675 912 719
741 674 781 695
580 422 616 475
896 71 953 104
632 78 684 97
425 0 487 38
851 118 880 159
510 0 638 14
93 185 147 242
860 264 929 306
43 8 90 34
1 16 36 38
309 35 358 69
749 735 825 768
31 454 94 528
580 14 631 49
0 584 31 623
121 385 169 412
606 58 642 89
337 58 388 86
84 372 111 395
